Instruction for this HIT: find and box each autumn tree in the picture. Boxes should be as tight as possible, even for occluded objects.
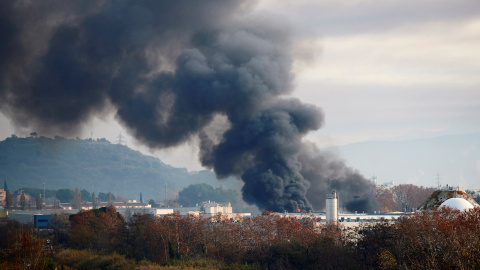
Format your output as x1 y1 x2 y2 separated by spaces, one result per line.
69 206 125 252
357 207 480 269
92 192 97 209
177 183 239 207
56 188 74 203
390 184 435 211
80 189 90 202
53 196 60 209
374 188 396 212
20 190 26 210
35 193 42 210
108 192 114 204
356 221 397 268
49 213 70 246
5 189 12 209
0 223 46 269
148 199 159 208
72 187 81 209
125 214 158 261
374 184 436 212
98 192 115 202
177 184 215 206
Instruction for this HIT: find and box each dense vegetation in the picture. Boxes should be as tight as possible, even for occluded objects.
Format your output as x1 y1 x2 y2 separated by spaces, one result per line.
5 182 243 213
177 184 239 207
0 136 239 202
1 206 479 269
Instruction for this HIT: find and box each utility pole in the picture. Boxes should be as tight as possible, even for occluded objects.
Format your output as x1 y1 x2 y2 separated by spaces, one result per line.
43 182 46 206
165 182 167 201
116 133 125 145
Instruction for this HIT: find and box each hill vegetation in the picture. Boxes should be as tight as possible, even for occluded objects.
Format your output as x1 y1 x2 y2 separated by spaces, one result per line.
0 135 239 202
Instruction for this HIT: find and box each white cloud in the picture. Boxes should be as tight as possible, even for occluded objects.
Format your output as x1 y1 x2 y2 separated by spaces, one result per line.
257 0 480 37
290 14 480 146
299 19 480 85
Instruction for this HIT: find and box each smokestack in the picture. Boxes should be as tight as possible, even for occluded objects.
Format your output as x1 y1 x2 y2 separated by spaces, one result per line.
0 0 377 213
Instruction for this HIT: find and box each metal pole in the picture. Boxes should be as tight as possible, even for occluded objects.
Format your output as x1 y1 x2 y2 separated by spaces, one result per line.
43 182 46 205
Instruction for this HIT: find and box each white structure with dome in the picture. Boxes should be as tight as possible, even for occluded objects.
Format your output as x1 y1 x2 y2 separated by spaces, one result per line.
440 198 474 211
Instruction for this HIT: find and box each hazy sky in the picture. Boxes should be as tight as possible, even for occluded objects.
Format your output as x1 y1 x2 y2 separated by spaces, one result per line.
1 0 479 180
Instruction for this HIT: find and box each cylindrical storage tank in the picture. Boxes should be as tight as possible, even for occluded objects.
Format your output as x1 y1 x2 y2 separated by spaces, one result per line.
326 191 338 223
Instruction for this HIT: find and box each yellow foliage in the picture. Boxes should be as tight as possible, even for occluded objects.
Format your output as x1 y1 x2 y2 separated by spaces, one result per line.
378 249 397 270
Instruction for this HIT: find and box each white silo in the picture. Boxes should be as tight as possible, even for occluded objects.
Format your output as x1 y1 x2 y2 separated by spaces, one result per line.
326 191 338 223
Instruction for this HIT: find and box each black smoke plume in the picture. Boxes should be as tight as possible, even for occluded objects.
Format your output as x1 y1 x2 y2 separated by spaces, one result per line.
299 143 378 212
0 0 377 212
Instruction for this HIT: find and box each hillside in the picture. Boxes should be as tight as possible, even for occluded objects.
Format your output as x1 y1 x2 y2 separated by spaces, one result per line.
0 135 237 201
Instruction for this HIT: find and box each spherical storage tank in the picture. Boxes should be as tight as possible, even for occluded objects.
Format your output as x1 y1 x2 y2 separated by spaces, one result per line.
440 198 474 211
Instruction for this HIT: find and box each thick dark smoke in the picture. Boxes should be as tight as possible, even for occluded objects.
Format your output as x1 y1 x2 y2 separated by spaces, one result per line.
299 143 378 212
0 0 377 212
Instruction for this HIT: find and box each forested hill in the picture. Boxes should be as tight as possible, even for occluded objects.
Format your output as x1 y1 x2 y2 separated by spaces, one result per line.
0 135 231 200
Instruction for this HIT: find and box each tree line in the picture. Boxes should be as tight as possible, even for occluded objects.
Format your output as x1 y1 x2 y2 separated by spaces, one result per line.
4 181 452 214
373 184 437 212
1 205 479 269
2 183 117 210
2 181 241 211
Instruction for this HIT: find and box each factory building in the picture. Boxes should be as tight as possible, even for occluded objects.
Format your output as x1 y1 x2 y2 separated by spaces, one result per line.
4 200 249 225
274 191 406 228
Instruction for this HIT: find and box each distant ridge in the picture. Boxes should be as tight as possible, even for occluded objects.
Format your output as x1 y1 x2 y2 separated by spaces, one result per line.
0 135 234 200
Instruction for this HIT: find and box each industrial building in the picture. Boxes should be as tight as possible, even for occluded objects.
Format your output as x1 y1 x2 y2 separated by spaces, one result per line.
4 188 477 228
3 200 250 225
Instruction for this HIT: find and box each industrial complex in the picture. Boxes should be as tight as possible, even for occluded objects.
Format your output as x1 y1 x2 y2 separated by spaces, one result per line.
1 185 478 230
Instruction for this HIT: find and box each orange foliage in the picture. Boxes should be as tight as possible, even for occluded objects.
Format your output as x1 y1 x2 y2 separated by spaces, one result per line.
69 205 125 251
